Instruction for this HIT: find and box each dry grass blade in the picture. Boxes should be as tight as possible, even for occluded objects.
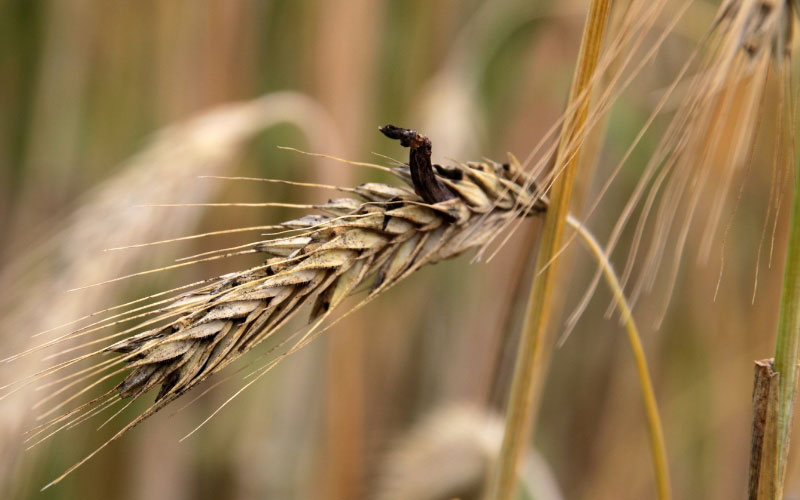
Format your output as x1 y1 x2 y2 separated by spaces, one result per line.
14 125 547 489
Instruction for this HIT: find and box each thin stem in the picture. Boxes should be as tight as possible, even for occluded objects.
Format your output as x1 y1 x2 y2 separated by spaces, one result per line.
566 215 671 500
487 1 611 498
769 134 800 497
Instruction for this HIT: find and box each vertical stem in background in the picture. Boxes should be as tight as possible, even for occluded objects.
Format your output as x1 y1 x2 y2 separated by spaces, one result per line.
769 148 800 498
487 1 611 499
314 2 380 497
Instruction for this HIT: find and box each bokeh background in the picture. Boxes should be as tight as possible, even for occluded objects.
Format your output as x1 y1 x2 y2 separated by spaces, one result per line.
0 0 797 499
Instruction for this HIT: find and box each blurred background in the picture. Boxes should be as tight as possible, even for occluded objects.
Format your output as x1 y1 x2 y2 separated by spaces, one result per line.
0 0 797 499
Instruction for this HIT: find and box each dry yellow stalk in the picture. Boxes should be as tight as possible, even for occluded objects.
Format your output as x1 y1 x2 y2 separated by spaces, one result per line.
488 1 612 499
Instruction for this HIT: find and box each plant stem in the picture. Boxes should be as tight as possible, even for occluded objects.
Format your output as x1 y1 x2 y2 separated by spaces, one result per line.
748 359 780 499
769 147 800 497
487 2 611 498
566 215 671 500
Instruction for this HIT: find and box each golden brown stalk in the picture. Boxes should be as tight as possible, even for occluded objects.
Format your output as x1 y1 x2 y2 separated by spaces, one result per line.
488 1 612 499
24 125 546 489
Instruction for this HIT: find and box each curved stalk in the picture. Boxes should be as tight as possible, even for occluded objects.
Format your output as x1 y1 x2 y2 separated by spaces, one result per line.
566 214 671 500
